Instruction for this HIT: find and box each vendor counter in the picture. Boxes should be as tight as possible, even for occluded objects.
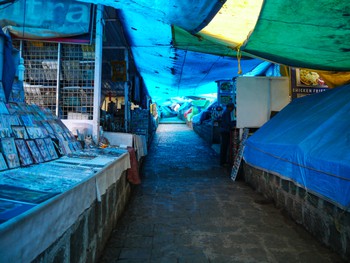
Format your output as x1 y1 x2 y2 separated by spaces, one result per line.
0 147 133 263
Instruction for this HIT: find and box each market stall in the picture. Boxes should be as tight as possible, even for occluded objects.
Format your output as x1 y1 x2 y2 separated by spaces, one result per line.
0 148 130 262
243 83 350 257
0 103 135 262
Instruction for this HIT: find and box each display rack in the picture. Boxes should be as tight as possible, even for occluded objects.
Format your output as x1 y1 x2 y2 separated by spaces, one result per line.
12 40 95 120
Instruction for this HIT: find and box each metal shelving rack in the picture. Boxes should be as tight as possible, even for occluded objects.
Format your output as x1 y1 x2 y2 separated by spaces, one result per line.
12 40 95 120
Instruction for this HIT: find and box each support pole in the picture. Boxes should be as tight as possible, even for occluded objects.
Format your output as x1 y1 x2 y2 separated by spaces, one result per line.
93 4 104 143
56 43 61 117
124 49 129 132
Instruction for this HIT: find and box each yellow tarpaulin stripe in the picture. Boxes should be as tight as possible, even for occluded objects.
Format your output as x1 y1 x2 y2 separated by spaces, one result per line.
316 71 350 88
198 0 264 47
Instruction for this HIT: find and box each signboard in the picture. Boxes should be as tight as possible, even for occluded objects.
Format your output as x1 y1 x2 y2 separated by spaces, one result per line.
231 128 249 181
216 80 234 105
111 61 127 82
0 0 94 44
291 68 328 99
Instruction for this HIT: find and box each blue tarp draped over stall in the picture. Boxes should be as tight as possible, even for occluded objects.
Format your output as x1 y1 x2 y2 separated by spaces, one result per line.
0 29 16 102
244 84 350 209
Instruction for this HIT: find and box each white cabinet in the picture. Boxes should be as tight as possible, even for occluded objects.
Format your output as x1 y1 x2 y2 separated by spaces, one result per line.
236 76 290 128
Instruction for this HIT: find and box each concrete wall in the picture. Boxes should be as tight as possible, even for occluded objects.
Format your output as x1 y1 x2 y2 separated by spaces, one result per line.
32 171 131 263
243 162 350 261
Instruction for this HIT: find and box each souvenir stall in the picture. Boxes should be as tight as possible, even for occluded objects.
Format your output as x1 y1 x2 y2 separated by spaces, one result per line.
192 99 222 144
0 100 135 262
0 8 141 262
191 80 232 146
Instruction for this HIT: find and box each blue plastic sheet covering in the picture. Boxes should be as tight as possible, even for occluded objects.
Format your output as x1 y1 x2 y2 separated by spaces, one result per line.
244 84 350 209
243 61 281 77
0 29 16 101
0 0 93 40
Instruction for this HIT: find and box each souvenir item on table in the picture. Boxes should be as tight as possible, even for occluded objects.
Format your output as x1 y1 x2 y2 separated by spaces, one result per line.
67 151 96 159
0 184 58 204
26 139 44 164
14 139 34 167
8 115 22 126
30 113 41 122
0 152 8 171
40 126 49 137
60 140 72 155
0 167 84 192
41 121 54 133
55 133 69 144
100 148 125 157
65 131 76 140
31 104 47 120
11 125 29 139
0 137 20 169
43 108 55 119
20 114 35 127
9 79 25 103
5 102 21 114
73 141 83 150
26 127 44 139
48 120 64 133
0 199 35 224
0 102 9 114
56 118 70 133
68 142 76 152
0 114 11 129
16 102 30 113
35 138 52 162
0 128 11 138
44 138 58 160
62 132 74 142
40 121 55 136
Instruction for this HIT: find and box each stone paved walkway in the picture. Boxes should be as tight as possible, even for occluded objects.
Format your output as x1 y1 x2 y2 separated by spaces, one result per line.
99 124 344 263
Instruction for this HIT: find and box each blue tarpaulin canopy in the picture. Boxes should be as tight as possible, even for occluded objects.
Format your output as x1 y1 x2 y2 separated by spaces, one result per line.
2 0 350 100
244 84 350 209
77 0 265 100
77 0 350 100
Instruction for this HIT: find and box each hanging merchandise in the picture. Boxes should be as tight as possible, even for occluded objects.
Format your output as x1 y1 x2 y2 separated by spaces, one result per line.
216 80 234 106
9 56 25 103
0 28 16 102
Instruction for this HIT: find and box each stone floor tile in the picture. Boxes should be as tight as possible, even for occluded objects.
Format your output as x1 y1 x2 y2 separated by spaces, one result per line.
99 124 345 263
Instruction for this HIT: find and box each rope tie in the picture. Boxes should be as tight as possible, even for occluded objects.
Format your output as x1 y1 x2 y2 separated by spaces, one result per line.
237 46 242 75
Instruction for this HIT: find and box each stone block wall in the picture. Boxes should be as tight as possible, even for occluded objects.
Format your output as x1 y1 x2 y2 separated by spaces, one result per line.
243 162 350 261
193 122 220 144
32 171 131 263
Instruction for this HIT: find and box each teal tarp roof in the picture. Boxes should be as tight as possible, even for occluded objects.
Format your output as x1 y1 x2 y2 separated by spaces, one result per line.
4 0 350 100
78 0 350 99
77 0 264 100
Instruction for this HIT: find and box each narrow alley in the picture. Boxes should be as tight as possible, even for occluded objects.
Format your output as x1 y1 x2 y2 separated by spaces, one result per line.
99 124 343 263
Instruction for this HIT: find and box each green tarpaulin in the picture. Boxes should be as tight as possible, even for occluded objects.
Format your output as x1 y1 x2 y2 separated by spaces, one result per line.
244 0 350 71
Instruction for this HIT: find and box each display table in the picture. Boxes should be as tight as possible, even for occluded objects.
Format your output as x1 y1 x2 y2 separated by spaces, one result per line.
0 148 131 262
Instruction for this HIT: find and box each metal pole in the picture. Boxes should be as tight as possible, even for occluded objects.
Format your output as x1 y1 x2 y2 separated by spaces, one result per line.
93 4 104 142
56 43 61 117
124 49 129 132
19 40 23 57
